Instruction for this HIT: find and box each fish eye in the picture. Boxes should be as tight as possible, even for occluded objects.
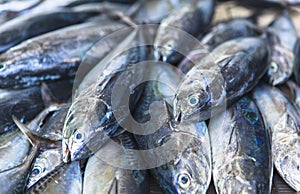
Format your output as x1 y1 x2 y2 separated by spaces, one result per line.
177 173 191 189
188 95 199 106
31 166 44 176
269 62 278 72
0 63 6 71
74 131 84 142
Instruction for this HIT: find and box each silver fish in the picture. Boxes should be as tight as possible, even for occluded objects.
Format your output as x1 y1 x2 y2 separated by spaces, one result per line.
252 84 300 192
133 63 211 193
83 133 148 194
0 21 127 89
62 28 149 162
174 37 269 122
265 12 298 85
209 96 273 194
200 18 262 50
154 0 215 64
26 148 62 189
26 162 82 194
0 129 30 172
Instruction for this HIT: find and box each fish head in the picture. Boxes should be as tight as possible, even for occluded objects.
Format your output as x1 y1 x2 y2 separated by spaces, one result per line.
174 66 224 122
266 53 294 86
27 148 62 188
62 97 111 163
154 122 211 193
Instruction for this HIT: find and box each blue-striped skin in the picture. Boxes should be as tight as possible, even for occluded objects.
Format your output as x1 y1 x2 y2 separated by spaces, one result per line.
209 96 273 194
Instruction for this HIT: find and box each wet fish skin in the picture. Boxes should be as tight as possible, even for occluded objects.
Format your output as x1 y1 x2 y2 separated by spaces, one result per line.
62 30 149 162
265 12 298 86
0 86 45 134
0 129 30 173
26 162 82 194
83 133 149 194
200 18 262 50
26 148 62 189
0 4 111 53
294 38 300 84
209 96 273 194
133 64 211 194
29 103 70 141
252 84 300 192
154 0 215 64
174 37 269 122
0 21 127 89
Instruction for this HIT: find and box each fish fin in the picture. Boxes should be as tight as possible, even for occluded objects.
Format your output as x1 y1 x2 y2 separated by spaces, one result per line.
12 115 40 147
41 82 60 107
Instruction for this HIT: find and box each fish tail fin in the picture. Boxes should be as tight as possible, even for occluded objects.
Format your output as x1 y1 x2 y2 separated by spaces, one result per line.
12 115 41 147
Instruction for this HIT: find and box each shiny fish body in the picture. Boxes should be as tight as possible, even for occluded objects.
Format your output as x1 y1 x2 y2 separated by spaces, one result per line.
133 64 211 193
209 96 273 194
62 29 149 162
294 38 300 84
27 162 82 194
174 37 269 122
252 84 300 192
26 148 62 189
0 21 127 89
83 133 148 194
154 0 215 64
0 129 30 172
200 18 262 50
29 103 70 141
133 0 188 24
265 12 298 86
0 86 44 134
0 5 103 53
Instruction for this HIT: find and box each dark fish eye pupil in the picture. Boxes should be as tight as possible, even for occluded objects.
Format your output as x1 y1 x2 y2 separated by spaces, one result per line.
76 133 82 139
0 63 5 70
189 97 197 105
181 176 188 184
32 168 40 175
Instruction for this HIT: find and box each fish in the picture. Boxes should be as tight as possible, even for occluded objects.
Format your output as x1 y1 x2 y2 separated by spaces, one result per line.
265 12 298 86
200 18 262 50
62 28 150 162
26 162 82 194
252 84 300 192
132 0 189 24
28 103 70 141
0 128 31 173
278 81 300 110
83 133 149 194
132 63 211 193
174 37 269 122
0 21 127 89
0 86 45 134
294 38 300 84
0 4 111 53
154 0 215 64
0 115 58 193
26 148 63 189
209 96 273 194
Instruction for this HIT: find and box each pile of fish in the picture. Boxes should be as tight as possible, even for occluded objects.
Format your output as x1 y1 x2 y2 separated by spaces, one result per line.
1 0 300 193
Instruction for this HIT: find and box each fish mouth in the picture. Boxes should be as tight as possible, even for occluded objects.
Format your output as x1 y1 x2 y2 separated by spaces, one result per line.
63 142 71 163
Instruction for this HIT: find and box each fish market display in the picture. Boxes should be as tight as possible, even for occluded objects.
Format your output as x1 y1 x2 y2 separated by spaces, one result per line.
0 0 300 193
